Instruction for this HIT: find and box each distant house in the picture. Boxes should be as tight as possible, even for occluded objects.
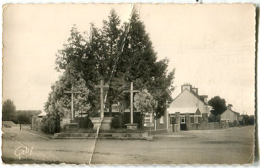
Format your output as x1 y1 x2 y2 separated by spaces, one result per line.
238 115 245 125
32 110 47 131
167 83 211 131
37 111 47 119
221 104 240 123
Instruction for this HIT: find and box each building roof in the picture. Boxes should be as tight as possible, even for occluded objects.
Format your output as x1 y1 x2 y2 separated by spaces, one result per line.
223 108 240 115
168 107 199 114
189 90 208 105
172 88 208 106
199 95 208 98
37 111 47 117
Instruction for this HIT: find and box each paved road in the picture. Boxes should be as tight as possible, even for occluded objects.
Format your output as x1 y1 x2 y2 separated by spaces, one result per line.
2 126 255 164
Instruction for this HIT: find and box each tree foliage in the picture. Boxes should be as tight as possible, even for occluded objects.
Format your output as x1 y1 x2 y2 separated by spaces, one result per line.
41 114 60 134
51 8 175 118
208 96 227 116
134 89 157 114
2 99 16 121
44 66 91 119
17 110 41 124
118 12 175 117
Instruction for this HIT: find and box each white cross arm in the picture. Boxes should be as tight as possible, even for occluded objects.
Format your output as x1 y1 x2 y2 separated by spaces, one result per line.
123 90 140 93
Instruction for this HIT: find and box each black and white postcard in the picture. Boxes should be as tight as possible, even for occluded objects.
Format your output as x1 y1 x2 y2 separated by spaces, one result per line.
2 4 256 165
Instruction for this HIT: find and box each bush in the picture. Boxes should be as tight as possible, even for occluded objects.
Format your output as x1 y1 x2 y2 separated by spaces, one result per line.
208 114 220 122
75 116 93 129
41 115 60 134
111 116 120 128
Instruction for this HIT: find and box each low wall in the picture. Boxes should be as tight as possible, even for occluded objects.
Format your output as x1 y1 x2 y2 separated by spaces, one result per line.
54 132 149 140
190 122 228 130
207 122 220 130
220 120 229 128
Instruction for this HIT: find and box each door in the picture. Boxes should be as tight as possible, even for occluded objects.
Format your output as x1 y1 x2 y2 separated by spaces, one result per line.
180 116 187 130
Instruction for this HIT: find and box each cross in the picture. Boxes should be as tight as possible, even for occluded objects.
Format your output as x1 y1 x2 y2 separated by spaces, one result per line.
64 85 81 122
123 82 139 124
95 79 109 119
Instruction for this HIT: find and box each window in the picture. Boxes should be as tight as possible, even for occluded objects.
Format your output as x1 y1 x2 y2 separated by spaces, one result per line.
160 116 164 124
181 116 186 124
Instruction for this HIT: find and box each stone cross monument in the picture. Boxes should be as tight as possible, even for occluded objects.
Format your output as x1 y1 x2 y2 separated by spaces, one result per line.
95 79 109 119
90 79 113 130
64 85 81 122
123 82 139 130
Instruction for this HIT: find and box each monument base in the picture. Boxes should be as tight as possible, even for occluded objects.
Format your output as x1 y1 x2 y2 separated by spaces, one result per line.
64 123 79 130
89 117 113 130
101 117 113 130
125 123 138 130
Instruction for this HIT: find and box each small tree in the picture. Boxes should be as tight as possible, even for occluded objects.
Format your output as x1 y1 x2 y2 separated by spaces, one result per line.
134 89 157 128
208 96 227 122
2 99 17 122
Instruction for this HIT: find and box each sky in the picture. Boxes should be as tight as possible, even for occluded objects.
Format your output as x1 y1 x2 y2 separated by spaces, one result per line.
3 4 255 115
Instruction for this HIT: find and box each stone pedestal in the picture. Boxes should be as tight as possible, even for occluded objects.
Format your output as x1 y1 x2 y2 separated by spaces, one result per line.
100 117 113 130
61 117 71 130
89 117 102 130
90 117 113 130
125 123 138 130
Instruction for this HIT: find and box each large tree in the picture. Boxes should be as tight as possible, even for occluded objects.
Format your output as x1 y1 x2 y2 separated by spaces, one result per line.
54 9 175 118
2 99 16 122
208 96 227 116
118 11 175 117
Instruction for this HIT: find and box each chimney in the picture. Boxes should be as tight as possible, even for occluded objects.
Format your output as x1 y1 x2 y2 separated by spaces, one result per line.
181 83 192 92
228 104 233 110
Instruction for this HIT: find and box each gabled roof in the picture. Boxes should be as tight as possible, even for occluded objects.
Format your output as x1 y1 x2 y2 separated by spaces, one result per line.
189 90 208 105
38 111 47 117
223 108 240 115
168 107 199 114
172 88 208 106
